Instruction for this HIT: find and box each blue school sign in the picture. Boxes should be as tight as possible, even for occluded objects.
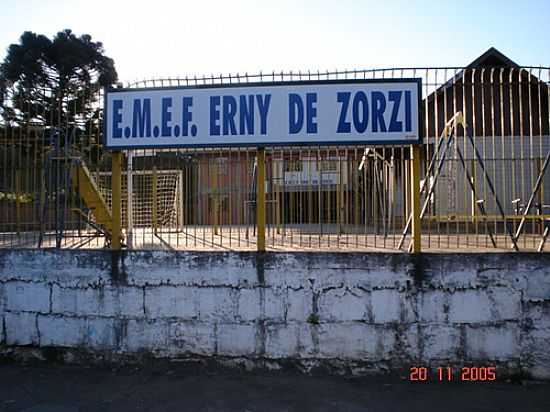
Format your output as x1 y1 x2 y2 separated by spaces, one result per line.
104 79 421 149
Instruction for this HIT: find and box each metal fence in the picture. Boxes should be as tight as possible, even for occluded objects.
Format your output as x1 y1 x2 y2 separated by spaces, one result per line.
1 66 549 252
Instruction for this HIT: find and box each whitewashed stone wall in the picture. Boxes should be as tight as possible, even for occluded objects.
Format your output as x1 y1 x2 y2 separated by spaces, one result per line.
0 250 549 378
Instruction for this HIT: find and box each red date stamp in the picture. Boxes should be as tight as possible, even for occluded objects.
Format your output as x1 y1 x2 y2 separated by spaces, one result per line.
409 366 496 382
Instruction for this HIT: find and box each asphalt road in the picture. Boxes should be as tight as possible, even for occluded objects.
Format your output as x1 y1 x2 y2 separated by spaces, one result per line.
0 363 549 412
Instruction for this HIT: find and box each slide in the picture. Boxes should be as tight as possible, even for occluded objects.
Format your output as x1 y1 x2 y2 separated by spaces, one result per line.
71 161 113 238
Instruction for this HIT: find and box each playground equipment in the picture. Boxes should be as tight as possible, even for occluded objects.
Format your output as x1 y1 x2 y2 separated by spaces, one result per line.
397 112 548 252
511 151 550 251
71 160 113 238
358 148 396 237
35 128 185 249
38 128 114 248
398 112 512 251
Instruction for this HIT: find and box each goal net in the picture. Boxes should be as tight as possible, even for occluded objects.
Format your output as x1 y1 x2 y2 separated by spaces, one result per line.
96 170 183 230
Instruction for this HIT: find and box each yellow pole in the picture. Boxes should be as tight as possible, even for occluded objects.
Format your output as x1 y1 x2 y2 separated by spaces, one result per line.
111 151 122 250
539 158 544 234
410 145 422 253
257 148 266 252
403 160 409 221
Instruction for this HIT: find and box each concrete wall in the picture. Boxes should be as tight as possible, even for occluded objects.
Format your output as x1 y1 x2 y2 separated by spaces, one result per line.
0 250 549 378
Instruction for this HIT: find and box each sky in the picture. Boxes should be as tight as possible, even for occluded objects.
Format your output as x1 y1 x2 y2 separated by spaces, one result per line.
1 0 549 84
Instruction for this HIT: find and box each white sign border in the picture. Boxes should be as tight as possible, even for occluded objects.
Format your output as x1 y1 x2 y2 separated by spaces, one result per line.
103 78 423 150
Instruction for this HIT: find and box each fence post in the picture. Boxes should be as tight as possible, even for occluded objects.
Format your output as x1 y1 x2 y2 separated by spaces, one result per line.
257 147 266 252
410 144 422 253
111 151 122 250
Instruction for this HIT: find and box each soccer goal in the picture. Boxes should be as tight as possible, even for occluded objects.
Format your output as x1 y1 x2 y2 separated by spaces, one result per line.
96 169 184 232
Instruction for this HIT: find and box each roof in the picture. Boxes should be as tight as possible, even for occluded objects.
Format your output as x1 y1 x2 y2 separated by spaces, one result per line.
465 47 519 69
426 47 526 102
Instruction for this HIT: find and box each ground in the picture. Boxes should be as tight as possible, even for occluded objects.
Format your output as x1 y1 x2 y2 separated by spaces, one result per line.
0 363 549 412
2 228 546 252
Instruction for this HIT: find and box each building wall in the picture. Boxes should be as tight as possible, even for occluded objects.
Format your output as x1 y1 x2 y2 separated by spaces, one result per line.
1 249 549 378
426 68 550 138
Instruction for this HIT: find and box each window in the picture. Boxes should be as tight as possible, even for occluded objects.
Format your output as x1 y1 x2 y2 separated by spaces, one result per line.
210 157 228 176
284 160 302 172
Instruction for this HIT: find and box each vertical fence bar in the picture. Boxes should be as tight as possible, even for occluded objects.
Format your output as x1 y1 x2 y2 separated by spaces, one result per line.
411 144 422 253
111 151 123 250
257 147 266 252
126 150 133 249
15 169 21 236
152 165 158 236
